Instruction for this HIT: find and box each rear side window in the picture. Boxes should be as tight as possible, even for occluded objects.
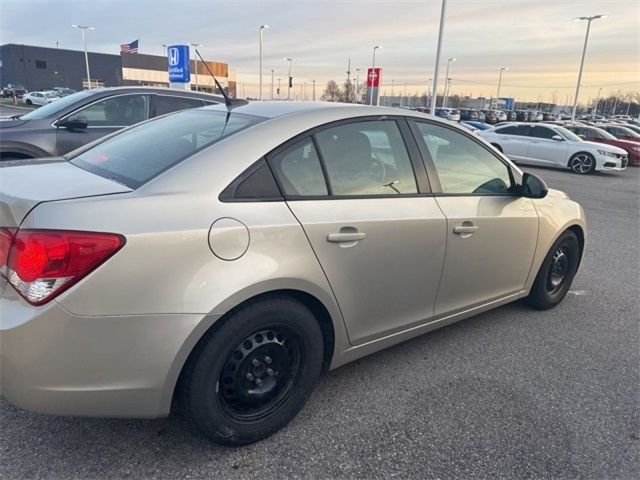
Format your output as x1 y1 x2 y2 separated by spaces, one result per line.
268 138 328 197
154 95 205 116
70 110 264 188
530 126 557 139
496 126 519 135
314 120 418 196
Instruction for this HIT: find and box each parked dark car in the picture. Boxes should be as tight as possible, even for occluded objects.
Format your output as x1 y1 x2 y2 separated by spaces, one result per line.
480 110 499 124
503 110 517 122
459 109 479 121
1 84 27 98
0 87 224 160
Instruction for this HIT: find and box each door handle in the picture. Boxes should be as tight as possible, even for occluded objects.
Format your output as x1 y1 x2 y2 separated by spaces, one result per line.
453 223 479 236
327 232 366 243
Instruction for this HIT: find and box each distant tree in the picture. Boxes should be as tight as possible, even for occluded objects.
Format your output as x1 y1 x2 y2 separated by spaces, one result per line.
321 81 341 102
340 80 357 103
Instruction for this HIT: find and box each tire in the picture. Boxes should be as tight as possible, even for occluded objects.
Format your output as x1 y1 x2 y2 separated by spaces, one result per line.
25 99 32 105
569 152 596 174
182 296 323 446
491 143 503 153
526 230 580 310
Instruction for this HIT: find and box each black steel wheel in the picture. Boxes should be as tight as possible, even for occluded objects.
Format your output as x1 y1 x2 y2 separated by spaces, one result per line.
181 296 323 446
526 230 580 310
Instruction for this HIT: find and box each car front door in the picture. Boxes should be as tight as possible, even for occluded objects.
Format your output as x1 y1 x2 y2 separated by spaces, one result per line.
56 93 151 155
267 118 447 345
410 120 538 316
525 125 568 167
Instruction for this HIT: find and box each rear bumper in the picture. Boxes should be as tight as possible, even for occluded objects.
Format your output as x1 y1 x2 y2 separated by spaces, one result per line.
0 296 210 418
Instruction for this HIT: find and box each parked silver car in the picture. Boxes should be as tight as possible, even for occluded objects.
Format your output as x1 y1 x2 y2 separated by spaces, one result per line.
0 102 586 446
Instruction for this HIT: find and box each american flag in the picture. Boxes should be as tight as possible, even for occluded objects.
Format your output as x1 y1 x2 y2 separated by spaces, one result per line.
120 39 139 54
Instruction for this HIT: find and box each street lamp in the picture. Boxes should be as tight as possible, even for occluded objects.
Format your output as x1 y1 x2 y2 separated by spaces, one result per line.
354 68 361 104
259 25 269 100
495 66 508 109
369 45 381 105
270 69 275 100
285 57 295 100
430 0 447 115
72 24 95 89
427 78 432 109
189 42 204 91
442 57 456 107
571 14 607 123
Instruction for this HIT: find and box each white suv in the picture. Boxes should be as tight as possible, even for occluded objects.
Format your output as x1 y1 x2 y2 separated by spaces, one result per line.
480 123 628 174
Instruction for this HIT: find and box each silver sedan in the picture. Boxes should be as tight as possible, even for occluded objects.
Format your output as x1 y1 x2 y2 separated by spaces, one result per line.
0 102 586 445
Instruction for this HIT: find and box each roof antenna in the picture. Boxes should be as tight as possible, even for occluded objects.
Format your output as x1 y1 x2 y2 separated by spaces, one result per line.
194 48 246 108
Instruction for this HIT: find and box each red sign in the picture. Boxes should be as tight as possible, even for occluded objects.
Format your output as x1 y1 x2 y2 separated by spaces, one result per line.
367 67 381 87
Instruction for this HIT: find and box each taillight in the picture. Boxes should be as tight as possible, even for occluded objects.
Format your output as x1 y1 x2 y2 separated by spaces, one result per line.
0 229 125 305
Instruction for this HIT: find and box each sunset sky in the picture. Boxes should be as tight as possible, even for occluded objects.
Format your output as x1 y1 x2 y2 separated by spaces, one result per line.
1 0 638 102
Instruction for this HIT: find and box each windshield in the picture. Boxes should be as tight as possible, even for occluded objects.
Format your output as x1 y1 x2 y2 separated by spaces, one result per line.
556 126 582 142
19 90 93 120
70 109 265 188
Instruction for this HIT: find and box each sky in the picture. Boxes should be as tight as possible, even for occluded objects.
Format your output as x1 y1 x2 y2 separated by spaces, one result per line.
1 0 638 102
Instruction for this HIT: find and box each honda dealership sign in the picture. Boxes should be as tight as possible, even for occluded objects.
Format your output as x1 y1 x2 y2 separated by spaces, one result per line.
167 45 190 83
366 67 382 105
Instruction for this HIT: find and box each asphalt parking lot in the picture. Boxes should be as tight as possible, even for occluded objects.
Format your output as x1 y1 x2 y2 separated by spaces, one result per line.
1 159 639 478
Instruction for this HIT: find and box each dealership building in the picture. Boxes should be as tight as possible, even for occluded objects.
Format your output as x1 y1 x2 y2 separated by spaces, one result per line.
0 43 236 96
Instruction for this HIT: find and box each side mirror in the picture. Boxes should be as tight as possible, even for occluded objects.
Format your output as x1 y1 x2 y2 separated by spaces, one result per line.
59 116 88 130
551 135 564 141
521 172 548 199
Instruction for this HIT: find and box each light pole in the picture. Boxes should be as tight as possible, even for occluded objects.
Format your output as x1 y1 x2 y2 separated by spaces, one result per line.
189 42 204 91
270 69 275 100
162 44 167 57
430 0 447 115
355 68 361 103
427 78 432 109
285 57 295 100
495 66 508 109
369 45 381 105
442 57 456 107
313 79 316 101
594 86 602 114
571 14 607 123
72 24 95 89
259 25 269 100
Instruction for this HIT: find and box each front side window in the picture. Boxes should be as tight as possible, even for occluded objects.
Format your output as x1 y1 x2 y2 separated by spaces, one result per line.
70 110 264 188
314 120 418 196
530 126 556 139
71 94 151 127
415 122 512 195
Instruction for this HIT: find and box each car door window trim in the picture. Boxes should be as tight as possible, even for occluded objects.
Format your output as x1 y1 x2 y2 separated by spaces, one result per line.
52 93 152 129
265 115 433 201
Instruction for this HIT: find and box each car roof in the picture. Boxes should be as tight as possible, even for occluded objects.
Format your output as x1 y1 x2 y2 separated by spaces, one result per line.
81 86 225 101
202 101 464 126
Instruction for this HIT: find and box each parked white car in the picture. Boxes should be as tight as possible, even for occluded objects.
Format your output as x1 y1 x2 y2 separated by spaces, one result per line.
480 122 629 174
22 91 60 106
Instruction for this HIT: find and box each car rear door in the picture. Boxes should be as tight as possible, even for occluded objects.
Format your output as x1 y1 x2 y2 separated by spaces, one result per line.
494 125 530 160
56 93 151 155
267 117 447 345
410 119 538 316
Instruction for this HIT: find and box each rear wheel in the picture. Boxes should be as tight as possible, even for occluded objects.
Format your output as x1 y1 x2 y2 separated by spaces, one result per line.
182 296 323 446
25 99 32 105
526 230 580 310
569 152 595 174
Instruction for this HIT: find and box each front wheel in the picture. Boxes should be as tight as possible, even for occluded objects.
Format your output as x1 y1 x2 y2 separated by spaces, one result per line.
526 230 580 310
182 296 324 446
569 152 596 174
